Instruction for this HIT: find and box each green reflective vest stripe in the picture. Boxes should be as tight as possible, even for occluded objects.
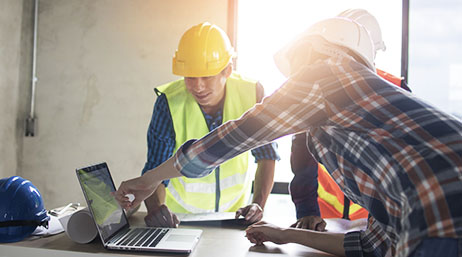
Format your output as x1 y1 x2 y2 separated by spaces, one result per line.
156 73 257 213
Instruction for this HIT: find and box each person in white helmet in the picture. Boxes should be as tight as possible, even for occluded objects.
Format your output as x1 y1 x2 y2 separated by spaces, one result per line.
115 17 462 257
288 9 412 232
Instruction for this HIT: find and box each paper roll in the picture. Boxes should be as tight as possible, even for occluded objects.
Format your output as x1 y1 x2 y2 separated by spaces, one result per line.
59 207 98 244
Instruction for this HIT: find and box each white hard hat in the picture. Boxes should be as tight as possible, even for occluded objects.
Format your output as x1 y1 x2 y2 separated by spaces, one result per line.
337 9 386 55
274 17 375 77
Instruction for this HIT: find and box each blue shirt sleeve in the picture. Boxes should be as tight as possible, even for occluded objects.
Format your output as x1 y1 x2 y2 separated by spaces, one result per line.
289 132 320 218
142 93 175 187
251 142 280 162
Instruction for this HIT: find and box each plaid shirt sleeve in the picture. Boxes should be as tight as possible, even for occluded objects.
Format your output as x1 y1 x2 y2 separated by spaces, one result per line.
173 64 328 178
250 81 280 162
344 216 392 257
142 93 175 186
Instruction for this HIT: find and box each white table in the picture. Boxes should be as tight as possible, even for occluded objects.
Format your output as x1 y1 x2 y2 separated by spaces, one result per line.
1 195 363 257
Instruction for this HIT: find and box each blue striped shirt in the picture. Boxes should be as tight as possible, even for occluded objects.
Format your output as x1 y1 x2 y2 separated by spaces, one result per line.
141 82 279 186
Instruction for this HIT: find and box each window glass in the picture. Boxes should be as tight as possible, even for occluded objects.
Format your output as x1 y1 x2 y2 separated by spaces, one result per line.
409 0 462 119
237 1 402 182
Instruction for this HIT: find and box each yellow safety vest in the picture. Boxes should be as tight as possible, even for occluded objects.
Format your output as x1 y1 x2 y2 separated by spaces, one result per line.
156 73 257 213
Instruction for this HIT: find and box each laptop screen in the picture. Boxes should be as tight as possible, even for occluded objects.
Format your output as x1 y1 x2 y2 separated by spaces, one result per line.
76 163 129 243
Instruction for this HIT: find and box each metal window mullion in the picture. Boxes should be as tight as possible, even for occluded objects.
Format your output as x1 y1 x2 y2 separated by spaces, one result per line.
401 0 410 84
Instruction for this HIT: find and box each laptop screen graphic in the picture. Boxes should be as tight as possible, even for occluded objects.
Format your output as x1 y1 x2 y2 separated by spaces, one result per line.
77 164 128 242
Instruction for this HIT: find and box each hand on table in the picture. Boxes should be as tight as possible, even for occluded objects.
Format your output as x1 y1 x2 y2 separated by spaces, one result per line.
245 221 289 245
291 215 326 231
144 204 180 228
235 203 263 224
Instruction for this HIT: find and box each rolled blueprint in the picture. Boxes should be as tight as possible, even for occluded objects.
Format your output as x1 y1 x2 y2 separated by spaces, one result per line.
59 207 97 244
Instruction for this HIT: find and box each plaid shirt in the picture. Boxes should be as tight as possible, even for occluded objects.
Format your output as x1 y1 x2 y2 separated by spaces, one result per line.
290 71 411 220
173 56 462 257
141 82 280 185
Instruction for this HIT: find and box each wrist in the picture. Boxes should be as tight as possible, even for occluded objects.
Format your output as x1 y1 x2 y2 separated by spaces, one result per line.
251 194 267 209
146 201 161 213
250 202 264 211
145 185 166 213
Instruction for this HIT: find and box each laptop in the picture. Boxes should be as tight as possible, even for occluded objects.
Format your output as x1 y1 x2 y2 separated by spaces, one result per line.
76 162 202 253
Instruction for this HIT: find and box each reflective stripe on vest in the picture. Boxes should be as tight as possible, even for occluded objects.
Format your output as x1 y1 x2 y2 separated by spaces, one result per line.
317 164 368 220
156 73 257 213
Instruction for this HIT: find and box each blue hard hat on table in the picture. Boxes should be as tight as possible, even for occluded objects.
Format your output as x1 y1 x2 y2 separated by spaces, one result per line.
0 176 50 243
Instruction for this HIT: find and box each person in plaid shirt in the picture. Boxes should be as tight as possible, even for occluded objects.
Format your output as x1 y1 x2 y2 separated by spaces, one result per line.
116 17 462 257
288 9 411 232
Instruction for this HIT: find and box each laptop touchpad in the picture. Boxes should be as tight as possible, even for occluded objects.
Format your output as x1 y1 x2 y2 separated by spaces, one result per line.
167 235 197 242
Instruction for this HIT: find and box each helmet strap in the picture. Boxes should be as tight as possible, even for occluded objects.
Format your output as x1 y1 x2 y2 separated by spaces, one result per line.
0 219 49 229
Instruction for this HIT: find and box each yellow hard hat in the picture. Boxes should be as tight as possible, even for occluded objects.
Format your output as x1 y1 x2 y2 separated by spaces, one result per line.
172 22 234 77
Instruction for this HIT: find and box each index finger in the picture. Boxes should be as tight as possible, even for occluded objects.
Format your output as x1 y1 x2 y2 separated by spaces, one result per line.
113 183 130 201
112 191 131 209
235 208 243 219
113 188 125 201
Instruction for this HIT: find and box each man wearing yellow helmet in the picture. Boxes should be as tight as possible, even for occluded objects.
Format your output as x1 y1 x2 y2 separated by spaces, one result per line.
140 22 279 227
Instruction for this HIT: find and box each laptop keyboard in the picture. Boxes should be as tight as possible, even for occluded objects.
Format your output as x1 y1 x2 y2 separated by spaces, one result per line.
115 228 169 248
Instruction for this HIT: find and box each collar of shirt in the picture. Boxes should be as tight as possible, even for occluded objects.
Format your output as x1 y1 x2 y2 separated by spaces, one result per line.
201 109 223 131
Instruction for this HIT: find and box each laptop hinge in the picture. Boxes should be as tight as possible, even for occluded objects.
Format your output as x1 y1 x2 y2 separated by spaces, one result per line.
106 226 131 245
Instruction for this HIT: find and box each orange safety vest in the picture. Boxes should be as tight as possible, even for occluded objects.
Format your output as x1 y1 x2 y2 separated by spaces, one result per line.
317 69 407 220
317 164 369 220
376 68 403 88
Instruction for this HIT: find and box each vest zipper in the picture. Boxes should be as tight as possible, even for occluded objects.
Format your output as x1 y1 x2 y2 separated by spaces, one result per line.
215 167 220 212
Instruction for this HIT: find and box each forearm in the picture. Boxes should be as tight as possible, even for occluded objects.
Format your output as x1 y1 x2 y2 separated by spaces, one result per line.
285 228 345 257
143 157 182 185
144 184 166 213
252 159 275 209
116 156 181 210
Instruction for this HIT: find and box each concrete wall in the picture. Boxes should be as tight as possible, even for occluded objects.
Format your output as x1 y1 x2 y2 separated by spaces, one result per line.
0 0 30 179
2 0 228 209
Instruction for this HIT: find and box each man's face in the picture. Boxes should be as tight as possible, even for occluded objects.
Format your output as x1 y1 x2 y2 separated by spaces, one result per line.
184 67 230 111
